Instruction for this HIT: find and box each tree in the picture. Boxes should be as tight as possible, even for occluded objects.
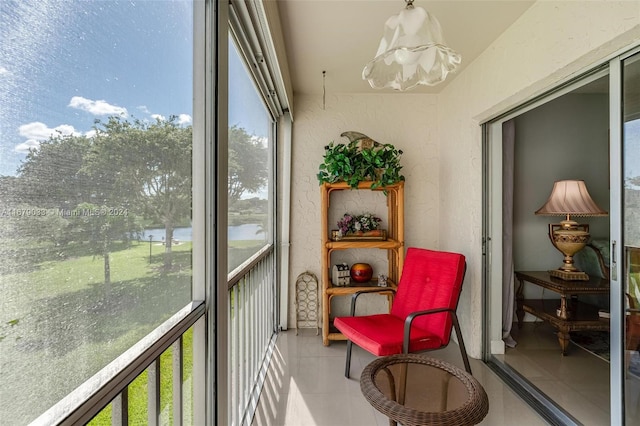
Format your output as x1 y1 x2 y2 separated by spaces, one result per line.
0 176 22 207
0 202 69 244
87 116 192 270
626 176 640 246
16 134 110 210
228 125 268 207
66 202 142 285
7 133 142 276
627 176 640 188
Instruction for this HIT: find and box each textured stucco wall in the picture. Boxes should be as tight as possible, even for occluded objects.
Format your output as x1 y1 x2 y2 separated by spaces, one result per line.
288 94 439 327
437 1 640 357
286 1 640 357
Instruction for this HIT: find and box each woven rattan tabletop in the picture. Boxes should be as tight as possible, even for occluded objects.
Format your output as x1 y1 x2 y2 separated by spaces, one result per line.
360 354 489 426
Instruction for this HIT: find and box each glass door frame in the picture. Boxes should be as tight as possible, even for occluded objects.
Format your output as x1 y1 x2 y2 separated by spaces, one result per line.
609 53 624 426
610 45 640 425
481 44 640 425
481 69 609 425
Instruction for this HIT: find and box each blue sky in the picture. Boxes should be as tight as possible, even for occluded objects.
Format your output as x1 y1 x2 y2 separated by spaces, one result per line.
0 0 192 176
625 120 640 187
1 0 632 184
0 0 269 177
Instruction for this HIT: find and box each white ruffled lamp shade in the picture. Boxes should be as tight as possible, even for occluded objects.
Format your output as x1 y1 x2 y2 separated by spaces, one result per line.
363 3 461 91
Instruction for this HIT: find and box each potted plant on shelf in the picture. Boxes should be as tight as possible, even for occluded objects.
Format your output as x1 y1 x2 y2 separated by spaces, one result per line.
317 131 404 189
332 212 386 241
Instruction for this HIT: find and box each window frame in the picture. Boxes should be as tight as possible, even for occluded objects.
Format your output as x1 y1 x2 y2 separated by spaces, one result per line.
25 1 215 423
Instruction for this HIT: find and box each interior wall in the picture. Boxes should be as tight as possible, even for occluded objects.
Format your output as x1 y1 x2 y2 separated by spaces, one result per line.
287 93 439 326
512 93 610 315
436 1 640 358
514 93 610 275
284 1 640 355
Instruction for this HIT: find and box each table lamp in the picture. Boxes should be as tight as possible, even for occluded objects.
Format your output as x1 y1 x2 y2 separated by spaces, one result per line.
535 180 608 281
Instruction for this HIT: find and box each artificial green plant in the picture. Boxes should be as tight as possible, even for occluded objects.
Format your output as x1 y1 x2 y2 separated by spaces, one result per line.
317 139 404 189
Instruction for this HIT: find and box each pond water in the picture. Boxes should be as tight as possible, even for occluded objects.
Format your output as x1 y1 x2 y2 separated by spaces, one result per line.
142 224 265 242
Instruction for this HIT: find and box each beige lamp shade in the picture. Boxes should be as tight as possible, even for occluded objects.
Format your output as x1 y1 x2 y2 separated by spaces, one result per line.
535 180 607 218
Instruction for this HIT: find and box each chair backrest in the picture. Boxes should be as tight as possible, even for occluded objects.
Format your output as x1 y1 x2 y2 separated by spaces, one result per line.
390 248 466 345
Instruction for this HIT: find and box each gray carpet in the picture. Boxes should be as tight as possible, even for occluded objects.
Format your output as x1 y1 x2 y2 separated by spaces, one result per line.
570 330 610 362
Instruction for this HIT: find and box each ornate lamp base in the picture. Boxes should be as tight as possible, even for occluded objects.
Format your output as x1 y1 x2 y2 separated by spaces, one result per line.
549 222 591 281
549 269 589 281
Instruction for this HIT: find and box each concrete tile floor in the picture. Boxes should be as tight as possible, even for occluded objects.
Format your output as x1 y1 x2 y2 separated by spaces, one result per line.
251 329 549 426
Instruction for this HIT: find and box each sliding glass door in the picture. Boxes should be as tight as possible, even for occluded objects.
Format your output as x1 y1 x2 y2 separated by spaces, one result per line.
622 51 640 424
482 47 640 425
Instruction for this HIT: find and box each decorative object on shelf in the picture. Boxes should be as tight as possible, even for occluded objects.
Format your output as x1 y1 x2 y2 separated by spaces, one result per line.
350 262 374 283
331 229 387 241
317 131 404 189
295 271 319 335
535 180 608 281
332 263 351 287
598 309 610 319
377 273 388 287
362 0 461 91
334 212 384 241
340 130 381 149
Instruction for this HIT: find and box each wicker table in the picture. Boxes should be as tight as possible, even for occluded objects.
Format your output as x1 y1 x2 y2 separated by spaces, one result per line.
360 354 489 426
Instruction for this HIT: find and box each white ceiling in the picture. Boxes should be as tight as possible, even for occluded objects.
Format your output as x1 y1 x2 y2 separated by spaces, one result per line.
276 0 535 95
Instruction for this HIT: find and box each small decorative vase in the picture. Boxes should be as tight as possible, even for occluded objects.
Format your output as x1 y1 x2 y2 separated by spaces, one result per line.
350 263 373 283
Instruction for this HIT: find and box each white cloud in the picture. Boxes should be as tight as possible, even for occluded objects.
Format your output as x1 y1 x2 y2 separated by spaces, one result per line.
150 113 191 125
19 122 79 140
0 66 9 76
177 114 192 125
68 96 128 116
251 135 268 147
15 140 41 153
137 105 151 114
15 122 83 153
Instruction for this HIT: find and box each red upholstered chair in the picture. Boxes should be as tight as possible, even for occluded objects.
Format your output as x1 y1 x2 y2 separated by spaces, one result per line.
333 247 471 378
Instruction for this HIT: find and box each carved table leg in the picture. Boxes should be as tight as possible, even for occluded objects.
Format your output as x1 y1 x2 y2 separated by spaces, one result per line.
516 276 525 328
557 295 572 320
557 328 570 355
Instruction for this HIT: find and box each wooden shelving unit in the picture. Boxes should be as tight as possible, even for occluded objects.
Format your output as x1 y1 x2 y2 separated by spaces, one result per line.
320 181 404 345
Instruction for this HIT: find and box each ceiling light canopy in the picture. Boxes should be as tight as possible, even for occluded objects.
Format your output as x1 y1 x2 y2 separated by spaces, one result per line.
363 0 461 91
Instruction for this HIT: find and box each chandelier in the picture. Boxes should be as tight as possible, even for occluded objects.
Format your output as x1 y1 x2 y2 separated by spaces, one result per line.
363 0 461 91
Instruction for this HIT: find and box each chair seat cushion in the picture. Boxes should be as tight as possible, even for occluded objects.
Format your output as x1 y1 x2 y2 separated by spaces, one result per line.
334 314 444 356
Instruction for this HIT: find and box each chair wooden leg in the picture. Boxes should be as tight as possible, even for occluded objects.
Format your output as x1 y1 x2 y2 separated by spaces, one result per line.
345 340 353 378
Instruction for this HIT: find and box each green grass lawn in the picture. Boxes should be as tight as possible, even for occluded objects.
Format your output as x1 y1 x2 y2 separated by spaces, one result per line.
87 327 194 425
1 235 265 423
0 241 193 423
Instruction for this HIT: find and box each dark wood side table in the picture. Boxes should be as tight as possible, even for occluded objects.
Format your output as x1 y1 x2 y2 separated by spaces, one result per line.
515 271 610 355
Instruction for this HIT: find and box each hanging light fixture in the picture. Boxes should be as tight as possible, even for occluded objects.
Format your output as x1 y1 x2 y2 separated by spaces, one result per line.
363 0 461 91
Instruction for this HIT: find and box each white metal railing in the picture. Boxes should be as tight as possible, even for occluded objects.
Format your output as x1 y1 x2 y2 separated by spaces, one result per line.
228 244 278 426
33 302 206 425
31 244 277 426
